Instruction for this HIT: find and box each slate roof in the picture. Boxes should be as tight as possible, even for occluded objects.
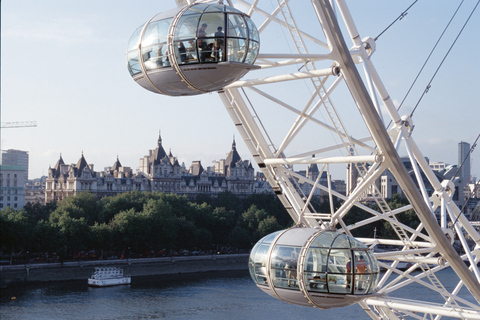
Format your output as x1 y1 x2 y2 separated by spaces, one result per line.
112 157 122 171
190 161 204 176
54 155 65 171
225 138 241 168
152 132 167 165
76 153 88 176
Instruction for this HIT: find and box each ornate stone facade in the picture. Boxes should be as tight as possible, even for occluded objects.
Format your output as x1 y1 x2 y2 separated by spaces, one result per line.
45 133 256 202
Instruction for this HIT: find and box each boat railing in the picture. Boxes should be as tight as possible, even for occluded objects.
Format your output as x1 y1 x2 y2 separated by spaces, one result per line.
91 267 125 279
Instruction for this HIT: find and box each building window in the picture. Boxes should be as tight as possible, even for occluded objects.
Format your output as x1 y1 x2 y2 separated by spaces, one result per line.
391 185 398 195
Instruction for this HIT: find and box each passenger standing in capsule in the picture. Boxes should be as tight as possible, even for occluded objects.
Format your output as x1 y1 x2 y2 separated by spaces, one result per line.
198 23 208 61
178 42 187 62
346 257 352 288
286 250 298 287
155 46 164 67
214 26 225 61
355 255 368 290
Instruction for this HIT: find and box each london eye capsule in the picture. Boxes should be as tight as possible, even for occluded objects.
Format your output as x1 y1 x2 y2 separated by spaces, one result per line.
249 228 380 309
126 3 260 96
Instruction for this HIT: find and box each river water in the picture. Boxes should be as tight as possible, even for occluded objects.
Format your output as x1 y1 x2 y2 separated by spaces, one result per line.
0 269 475 320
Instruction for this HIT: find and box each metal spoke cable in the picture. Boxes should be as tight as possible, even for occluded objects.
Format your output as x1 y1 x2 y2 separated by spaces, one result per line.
410 0 480 118
396 0 465 114
374 0 419 41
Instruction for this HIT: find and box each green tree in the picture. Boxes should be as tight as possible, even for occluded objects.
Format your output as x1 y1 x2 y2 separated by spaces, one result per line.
55 214 92 259
240 204 268 232
257 215 282 238
142 198 178 252
341 205 378 238
50 192 101 226
211 207 237 247
212 191 243 216
240 204 282 242
193 227 213 252
230 225 252 249
91 222 114 259
0 208 33 264
33 219 62 255
109 208 149 254
100 190 150 223
382 194 420 239
245 193 291 227
24 201 57 223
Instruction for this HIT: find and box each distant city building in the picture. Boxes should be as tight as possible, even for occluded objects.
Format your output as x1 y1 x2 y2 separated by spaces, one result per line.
458 141 471 184
1 149 29 184
0 165 26 209
45 133 257 202
429 161 448 172
469 182 480 199
378 154 465 208
458 141 471 200
297 161 328 197
25 176 47 205
46 153 149 203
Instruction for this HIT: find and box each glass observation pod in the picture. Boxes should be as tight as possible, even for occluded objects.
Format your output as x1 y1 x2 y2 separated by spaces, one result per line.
249 228 380 309
127 3 260 96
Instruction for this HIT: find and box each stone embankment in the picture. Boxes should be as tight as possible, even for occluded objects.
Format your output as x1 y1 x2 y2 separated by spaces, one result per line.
0 254 249 286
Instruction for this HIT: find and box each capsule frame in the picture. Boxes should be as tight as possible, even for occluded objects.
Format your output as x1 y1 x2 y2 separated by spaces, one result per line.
249 228 380 309
127 3 260 96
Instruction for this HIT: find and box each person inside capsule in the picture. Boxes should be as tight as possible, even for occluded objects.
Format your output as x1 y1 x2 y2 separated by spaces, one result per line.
198 23 208 61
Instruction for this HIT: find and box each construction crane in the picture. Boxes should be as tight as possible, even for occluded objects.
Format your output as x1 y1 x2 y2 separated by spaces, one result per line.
1 121 37 129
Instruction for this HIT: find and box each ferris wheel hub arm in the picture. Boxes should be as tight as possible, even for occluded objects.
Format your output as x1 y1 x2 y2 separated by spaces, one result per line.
365 297 480 319
314 0 480 301
225 66 340 89
263 154 379 166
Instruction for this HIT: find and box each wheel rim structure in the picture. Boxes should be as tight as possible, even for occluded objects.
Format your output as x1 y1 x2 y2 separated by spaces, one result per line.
177 1 480 318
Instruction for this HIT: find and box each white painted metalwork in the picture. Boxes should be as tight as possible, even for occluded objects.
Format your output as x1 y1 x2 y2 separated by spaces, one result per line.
170 0 480 318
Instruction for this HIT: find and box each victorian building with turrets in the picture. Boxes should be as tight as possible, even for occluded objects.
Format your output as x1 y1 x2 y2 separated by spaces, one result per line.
45 133 257 202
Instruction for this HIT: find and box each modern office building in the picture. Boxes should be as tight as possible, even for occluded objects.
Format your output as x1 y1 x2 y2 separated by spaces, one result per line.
458 141 471 184
0 165 26 209
458 141 471 200
1 149 29 184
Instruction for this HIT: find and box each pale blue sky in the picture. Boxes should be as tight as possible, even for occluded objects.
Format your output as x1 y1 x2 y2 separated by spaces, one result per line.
1 1 479 181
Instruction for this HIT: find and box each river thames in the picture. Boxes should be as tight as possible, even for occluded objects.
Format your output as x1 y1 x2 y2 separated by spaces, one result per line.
0 268 474 320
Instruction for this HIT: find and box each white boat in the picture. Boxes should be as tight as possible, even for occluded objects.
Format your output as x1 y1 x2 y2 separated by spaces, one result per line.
88 267 131 287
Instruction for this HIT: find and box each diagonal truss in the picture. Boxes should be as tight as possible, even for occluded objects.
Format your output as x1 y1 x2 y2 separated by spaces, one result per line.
178 0 480 318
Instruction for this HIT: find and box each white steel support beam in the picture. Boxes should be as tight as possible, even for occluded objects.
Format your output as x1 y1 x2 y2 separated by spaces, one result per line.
313 0 480 302
365 298 480 319
263 154 378 166
225 66 339 89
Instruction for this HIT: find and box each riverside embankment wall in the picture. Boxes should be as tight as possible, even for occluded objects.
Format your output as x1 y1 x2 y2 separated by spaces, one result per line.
0 254 249 285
